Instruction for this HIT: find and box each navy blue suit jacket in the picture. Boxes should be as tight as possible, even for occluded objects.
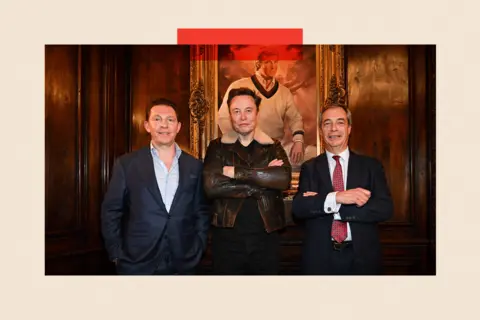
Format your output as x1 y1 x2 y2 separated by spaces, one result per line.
292 151 393 275
101 146 210 275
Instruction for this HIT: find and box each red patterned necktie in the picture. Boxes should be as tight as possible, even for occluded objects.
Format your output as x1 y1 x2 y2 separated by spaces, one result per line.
331 155 348 243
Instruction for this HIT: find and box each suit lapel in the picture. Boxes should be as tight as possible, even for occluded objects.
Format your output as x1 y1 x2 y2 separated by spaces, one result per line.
169 153 189 214
316 153 333 193
138 147 167 211
346 151 360 190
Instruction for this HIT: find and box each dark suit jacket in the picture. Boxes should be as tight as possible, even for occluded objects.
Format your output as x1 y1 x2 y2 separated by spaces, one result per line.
292 151 393 275
101 146 210 275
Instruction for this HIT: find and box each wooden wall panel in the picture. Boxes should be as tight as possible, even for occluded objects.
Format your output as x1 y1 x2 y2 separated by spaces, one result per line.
344 44 435 274
45 45 80 234
45 45 131 274
130 45 191 152
83 45 103 249
346 45 411 224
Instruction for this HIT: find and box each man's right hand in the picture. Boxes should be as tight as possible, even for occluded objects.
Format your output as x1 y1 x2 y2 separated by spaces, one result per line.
336 188 371 207
268 159 284 167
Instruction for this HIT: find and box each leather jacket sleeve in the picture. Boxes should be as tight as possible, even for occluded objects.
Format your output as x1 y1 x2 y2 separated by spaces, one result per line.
203 140 263 199
234 140 292 191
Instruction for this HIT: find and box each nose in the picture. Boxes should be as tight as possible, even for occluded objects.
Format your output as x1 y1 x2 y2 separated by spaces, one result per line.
240 112 247 120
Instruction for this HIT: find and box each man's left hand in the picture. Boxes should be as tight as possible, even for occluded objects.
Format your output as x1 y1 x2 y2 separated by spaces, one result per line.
290 141 304 164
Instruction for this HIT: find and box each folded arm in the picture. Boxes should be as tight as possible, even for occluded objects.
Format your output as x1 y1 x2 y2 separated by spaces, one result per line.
339 160 393 223
203 141 263 199
292 162 332 220
234 140 292 190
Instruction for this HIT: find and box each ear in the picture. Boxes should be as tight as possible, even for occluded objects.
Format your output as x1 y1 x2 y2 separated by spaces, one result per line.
176 122 182 133
144 120 151 133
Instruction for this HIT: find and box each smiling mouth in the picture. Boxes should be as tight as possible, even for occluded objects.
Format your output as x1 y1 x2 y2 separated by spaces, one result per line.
328 135 342 139
158 132 170 135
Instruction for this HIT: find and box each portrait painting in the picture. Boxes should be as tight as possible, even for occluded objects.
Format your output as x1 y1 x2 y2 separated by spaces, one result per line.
216 45 319 168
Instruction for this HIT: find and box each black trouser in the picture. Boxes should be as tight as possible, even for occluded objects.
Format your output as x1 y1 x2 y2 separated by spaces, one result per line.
211 226 280 275
330 242 355 275
328 241 381 275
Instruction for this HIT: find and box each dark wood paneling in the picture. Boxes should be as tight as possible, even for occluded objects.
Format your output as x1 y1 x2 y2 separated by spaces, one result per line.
100 46 132 196
343 44 435 274
45 45 81 234
45 45 131 274
46 249 115 275
83 45 102 248
347 45 411 224
130 45 191 151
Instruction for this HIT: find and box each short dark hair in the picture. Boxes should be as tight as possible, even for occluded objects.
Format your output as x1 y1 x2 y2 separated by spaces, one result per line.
226 87 262 111
146 98 178 120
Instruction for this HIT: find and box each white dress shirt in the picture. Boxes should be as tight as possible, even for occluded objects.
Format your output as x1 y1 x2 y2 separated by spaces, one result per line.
323 147 352 241
150 142 182 213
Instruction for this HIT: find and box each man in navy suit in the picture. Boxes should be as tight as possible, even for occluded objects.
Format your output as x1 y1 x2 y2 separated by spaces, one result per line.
292 104 393 275
101 98 210 275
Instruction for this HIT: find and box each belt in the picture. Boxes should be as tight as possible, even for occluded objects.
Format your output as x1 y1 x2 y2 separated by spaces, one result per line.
332 241 352 251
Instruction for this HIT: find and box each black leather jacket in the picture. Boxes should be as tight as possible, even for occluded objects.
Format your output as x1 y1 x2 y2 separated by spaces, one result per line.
202 130 292 233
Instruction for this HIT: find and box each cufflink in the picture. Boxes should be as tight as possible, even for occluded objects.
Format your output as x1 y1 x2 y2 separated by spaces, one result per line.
327 207 331 212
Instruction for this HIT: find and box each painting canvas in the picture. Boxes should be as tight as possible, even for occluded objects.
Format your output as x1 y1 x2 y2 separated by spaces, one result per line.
216 45 319 168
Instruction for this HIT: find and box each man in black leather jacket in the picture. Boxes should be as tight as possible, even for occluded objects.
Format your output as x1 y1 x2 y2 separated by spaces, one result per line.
203 87 292 275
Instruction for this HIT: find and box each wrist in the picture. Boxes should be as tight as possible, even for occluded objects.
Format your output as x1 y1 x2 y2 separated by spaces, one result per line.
334 191 342 204
292 133 304 143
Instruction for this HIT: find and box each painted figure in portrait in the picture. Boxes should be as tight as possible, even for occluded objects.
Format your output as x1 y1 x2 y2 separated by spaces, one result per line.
216 45 318 169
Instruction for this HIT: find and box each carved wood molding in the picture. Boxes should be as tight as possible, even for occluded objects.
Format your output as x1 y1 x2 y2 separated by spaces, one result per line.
317 45 347 154
189 45 218 159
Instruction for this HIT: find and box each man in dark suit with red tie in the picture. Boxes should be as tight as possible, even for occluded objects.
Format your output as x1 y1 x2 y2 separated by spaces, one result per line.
291 103 393 275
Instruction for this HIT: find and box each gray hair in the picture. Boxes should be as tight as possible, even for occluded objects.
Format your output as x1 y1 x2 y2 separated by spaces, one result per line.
319 104 352 126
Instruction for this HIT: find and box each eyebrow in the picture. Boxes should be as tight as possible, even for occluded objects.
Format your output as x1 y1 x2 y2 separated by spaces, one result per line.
323 117 347 123
153 114 176 119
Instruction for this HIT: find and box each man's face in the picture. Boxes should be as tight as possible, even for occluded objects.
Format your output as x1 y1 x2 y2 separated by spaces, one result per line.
144 105 181 147
229 95 258 136
258 54 279 79
321 106 351 152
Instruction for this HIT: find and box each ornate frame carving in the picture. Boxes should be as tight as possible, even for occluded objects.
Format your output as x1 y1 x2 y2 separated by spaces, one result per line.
188 45 346 161
189 45 218 160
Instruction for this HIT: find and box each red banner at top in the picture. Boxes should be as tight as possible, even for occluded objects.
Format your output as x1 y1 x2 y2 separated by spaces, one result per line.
177 28 303 45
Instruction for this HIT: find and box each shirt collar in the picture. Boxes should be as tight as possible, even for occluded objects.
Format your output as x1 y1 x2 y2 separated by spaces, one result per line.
326 147 350 163
150 142 182 160
254 71 276 90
